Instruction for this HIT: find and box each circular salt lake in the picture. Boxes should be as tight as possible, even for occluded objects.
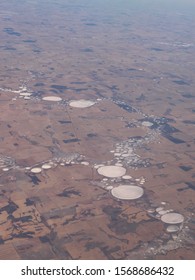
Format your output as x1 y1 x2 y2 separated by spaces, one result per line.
2 168 9 172
42 164 52 170
122 175 132 179
161 213 184 224
166 225 180 233
111 185 144 200
31 167 42 174
81 161 89 166
69 99 95 108
42 96 62 102
19 92 32 97
97 165 126 178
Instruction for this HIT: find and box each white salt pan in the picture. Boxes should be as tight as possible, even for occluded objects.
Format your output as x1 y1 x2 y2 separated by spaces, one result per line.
42 164 52 170
81 161 89 166
69 99 95 108
19 92 32 96
122 175 132 179
111 185 144 200
42 96 62 102
161 213 184 224
31 167 42 174
161 201 167 205
2 168 9 171
166 225 180 233
97 165 126 178
158 210 168 215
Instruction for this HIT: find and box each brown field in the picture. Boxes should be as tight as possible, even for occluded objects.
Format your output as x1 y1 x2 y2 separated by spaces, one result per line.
0 0 194 259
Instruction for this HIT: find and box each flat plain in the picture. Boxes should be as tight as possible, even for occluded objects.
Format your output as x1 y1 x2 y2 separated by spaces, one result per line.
0 0 195 259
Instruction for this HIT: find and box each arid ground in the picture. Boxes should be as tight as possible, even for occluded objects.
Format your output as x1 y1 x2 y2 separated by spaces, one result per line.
0 0 194 259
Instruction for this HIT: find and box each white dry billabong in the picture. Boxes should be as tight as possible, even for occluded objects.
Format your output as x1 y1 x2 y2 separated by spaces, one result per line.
111 185 144 200
122 175 132 179
97 165 126 178
166 225 180 233
158 210 168 215
42 164 52 170
2 168 9 172
161 213 184 224
30 167 42 174
81 161 89 166
42 96 62 102
69 99 95 108
19 92 32 97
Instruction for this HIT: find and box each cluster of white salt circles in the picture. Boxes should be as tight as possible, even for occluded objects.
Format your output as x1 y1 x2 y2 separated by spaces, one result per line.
95 164 185 234
13 89 187 235
29 160 90 174
147 205 185 234
161 212 184 233
29 163 53 174
41 96 96 109
96 165 144 200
